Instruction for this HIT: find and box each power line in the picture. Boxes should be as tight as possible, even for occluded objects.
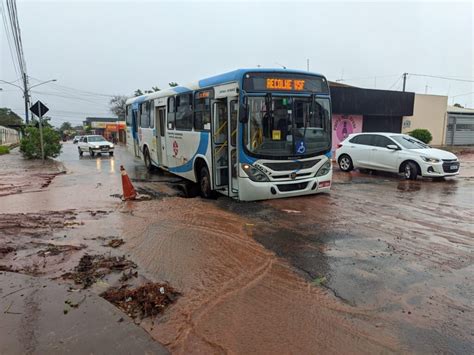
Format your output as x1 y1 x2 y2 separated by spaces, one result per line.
406 73 474 83
388 75 403 90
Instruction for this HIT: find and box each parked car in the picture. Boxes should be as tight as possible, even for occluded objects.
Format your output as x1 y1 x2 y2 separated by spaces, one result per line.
78 135 114 157
73 135 82 144
336 133 459 180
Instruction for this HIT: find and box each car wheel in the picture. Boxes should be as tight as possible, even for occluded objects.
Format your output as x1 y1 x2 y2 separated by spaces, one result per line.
78 148 83 156
144 148 153 171
338 154 354 172
402 161 418 180
199 166 215 199
89 148 95 157
109 151 114 156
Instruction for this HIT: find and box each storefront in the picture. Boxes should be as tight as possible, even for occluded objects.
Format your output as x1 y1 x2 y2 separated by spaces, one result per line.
84 117 126 143
329 84 415 154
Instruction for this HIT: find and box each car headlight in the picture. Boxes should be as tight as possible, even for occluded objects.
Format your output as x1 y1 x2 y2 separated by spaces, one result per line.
241 164 269 182
421 156 440 163
315 160 332 177
110 144 114 148
94 145 99 149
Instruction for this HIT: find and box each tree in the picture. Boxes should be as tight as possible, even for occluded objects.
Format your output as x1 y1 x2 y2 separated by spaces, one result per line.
169 82 179 87
134 89 144 97
408 129 433 144
0 108 23 126
20 126 62 159
59 121 72 132
109 95 127 120
453 103 464 108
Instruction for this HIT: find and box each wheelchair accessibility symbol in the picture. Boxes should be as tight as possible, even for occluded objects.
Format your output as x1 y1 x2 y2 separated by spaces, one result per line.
296 140 306 154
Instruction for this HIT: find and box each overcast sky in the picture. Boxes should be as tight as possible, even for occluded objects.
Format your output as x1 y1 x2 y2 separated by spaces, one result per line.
1 0 473 126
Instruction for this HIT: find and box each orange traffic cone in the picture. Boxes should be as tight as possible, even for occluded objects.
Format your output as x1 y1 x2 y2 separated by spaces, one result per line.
120 165 137 200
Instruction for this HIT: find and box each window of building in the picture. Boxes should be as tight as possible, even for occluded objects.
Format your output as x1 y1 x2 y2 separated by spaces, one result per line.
176 93 193 130
194 90 213 131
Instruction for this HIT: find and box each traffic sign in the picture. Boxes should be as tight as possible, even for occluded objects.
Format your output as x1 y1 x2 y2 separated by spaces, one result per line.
30 100 49 118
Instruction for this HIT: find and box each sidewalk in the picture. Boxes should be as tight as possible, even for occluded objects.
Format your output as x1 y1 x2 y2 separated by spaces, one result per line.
0 272 168 355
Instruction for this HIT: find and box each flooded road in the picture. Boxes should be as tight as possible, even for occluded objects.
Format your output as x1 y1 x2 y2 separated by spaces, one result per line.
1 142 473 354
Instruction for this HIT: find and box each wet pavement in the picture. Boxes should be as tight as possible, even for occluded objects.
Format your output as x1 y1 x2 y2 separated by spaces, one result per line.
1 142 473 354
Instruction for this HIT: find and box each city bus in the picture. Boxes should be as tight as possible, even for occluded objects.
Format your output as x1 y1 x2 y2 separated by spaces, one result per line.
125 68 332 201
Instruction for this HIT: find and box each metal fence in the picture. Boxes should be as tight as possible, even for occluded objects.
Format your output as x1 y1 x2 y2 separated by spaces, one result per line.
0 125 20 146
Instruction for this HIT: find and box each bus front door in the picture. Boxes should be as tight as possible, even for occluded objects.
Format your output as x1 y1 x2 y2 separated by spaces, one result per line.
212 97 239 197
212 100 229 192
155 106 167 167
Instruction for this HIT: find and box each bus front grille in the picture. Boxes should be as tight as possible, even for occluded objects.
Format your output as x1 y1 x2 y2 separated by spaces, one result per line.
263 159 320 171
276 182 309 192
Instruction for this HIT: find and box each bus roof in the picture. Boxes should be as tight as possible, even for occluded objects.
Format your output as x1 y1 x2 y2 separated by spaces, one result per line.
126 68 326 106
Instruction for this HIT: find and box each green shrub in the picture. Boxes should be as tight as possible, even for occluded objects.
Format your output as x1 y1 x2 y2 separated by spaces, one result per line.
0 146 10 155
408 129 433 144
20 126 62 159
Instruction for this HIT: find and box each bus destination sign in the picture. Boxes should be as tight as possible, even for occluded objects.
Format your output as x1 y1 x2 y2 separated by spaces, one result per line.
266 78 305 91
243 72 328 93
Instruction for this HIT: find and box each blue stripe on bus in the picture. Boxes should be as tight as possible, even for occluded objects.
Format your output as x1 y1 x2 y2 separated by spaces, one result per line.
168 132 209 173
172 86 192 94
238 124 257 164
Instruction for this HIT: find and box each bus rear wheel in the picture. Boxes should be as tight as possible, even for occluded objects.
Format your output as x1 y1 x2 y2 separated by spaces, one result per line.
144 147 153 171
199 166 215 199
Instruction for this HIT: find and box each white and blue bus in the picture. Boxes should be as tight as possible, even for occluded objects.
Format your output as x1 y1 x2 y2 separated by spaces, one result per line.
125 68 332 201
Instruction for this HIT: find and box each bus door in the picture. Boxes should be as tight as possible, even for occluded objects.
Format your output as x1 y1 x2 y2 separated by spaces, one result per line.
228 97 239 197
211 96 239 197
155 106 167 166
212 99 229 192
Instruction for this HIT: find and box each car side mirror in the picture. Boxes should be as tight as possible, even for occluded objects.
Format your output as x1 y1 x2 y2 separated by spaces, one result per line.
387 144 399 150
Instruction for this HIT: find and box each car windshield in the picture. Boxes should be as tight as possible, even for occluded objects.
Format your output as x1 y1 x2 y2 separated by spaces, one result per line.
87 136 106 142
390 135 429 149
243 96 331 158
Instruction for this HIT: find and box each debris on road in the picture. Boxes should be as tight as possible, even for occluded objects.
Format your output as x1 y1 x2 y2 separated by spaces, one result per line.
106 238 125 248
101 282 180 320
37 243 85 257
63 254 137 288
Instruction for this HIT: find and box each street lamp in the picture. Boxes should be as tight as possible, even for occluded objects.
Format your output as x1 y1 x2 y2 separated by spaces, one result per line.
0 77 57 123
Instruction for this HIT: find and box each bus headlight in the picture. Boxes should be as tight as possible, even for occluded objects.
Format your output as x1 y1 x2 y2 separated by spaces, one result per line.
241 164 269 182
315 160 332 177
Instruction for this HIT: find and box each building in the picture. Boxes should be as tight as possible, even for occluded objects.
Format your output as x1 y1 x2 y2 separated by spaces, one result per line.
329 83 415 153
401 94 448 146
445 105 474 145
83 117 126 143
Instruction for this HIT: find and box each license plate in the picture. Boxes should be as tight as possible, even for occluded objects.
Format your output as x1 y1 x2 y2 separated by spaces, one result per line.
450 165 458 170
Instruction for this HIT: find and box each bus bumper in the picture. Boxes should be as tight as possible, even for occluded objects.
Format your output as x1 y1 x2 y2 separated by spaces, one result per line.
237 173 332 201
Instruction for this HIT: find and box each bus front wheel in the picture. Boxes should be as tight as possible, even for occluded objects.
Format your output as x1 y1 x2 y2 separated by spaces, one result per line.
199 166 215 199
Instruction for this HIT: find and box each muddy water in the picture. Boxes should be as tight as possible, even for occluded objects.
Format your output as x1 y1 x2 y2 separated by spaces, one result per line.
117 198 398 353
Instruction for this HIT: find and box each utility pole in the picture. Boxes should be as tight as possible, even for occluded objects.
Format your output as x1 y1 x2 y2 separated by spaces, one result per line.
38 104 44 161
402 73 408 92
307 58 310 71
23 73 30 124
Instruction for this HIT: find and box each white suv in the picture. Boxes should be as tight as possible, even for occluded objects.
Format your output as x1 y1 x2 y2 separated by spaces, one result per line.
336 133 459 180
78 135 114 157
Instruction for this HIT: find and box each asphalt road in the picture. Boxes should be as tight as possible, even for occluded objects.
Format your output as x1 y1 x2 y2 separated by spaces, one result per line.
1 142 473 354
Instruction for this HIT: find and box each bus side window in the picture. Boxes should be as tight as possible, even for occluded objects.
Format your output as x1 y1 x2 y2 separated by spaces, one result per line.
175 93 193 130
194 90 212 131
149 102 154 129
125 105 132 126
168 97 176 130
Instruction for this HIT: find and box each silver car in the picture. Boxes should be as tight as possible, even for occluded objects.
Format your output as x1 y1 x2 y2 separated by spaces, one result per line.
78 135 114 157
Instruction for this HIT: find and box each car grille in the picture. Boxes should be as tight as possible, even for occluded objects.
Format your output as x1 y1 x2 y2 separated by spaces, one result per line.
442 161 459 173
99 145 109 150
276 182 308 192
263 159 320 171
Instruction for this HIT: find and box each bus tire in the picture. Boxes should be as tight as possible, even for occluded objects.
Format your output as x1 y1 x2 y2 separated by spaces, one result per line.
199 166 215 199
144 147 153 171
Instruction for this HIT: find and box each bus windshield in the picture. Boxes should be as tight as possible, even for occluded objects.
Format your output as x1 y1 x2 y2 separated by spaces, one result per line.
244 96 331 158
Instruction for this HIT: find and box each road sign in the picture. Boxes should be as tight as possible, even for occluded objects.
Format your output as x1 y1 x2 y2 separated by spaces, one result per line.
30 100 49 118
